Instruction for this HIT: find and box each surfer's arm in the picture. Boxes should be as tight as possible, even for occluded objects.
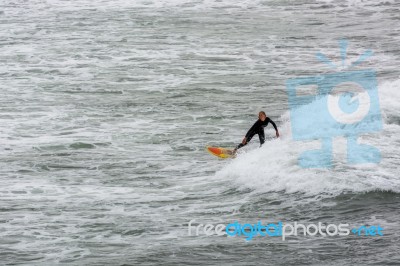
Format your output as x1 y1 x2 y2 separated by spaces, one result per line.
268 117 279 138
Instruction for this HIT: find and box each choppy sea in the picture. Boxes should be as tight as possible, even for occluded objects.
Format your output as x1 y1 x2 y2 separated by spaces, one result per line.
0 0 399 265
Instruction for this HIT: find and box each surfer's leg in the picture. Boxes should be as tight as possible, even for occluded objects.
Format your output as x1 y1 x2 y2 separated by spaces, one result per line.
258 129 265 147
235 132 255 150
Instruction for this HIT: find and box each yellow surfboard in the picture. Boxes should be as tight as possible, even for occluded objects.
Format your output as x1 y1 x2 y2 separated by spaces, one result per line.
206 146 235 159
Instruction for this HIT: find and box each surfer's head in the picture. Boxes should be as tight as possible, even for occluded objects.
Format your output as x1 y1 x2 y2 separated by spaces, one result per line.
258 111 267 121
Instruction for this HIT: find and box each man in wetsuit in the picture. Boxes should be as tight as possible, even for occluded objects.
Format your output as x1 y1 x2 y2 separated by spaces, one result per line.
234 111 279 152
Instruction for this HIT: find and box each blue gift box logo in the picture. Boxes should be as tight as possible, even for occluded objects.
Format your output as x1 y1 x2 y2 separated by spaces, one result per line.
286 40 382 168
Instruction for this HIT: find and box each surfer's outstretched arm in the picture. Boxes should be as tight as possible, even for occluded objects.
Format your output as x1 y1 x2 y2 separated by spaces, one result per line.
267 117 280 138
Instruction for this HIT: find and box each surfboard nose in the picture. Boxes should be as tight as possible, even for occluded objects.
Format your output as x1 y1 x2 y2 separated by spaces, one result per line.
207 146 222 155
206 146 234 159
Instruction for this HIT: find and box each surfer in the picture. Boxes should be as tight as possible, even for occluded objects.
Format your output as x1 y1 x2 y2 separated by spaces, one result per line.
234 111 279 152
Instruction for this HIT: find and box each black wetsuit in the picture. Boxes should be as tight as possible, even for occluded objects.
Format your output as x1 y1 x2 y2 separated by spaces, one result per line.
236 117 278 149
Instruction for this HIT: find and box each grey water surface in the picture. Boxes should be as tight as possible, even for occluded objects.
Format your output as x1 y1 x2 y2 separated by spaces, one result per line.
0 0 400 265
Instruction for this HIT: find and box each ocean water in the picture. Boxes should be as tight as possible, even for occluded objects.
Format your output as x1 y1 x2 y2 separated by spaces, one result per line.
1 0 400 265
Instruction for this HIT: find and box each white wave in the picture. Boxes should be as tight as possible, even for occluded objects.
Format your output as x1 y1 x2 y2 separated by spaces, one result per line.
217 79 400 197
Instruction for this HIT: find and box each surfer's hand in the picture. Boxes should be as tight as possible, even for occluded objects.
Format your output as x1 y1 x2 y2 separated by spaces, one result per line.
276 131 280 138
